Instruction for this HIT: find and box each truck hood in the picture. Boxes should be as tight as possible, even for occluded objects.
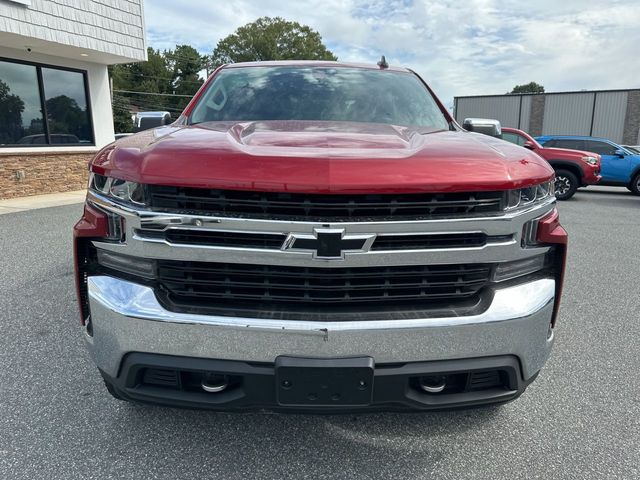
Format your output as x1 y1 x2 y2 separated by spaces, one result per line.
95 121 554 194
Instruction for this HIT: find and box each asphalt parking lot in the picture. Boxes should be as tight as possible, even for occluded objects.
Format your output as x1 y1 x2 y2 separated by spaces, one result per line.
0 186 638 480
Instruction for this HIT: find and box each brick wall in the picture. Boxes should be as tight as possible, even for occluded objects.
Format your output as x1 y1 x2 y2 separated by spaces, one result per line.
0 151 94 199
622 91 640 145
528 95 546 137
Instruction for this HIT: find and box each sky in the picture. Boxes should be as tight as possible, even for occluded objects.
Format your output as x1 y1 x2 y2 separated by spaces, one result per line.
144 0 640 108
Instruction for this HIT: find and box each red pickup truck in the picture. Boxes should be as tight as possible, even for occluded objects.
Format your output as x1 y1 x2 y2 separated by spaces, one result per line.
74 61 567 412
501 127 601 200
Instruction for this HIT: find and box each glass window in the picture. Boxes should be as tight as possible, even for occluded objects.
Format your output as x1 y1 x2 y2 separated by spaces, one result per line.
0 61 44 145
585 140 617 156
553 139 585 150
0 58 93 147
190 67 450 130
502 132 527 146
42 68 92 144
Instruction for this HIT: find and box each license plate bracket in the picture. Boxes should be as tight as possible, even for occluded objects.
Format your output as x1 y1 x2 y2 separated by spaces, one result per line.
275 356 374 407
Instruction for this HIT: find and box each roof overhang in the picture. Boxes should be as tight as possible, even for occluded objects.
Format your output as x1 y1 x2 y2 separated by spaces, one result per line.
0 31 146 65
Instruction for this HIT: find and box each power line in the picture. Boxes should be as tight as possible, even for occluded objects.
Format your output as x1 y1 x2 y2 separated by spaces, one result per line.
163 52 209 62
113 89 193 98
111 71 204 86
112 97 186 113
139 50 210 64
112 101 185 114
113 97 188 112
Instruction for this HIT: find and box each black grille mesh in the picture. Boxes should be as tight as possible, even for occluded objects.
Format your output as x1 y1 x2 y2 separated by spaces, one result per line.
156 261 492 311
147 186 505 221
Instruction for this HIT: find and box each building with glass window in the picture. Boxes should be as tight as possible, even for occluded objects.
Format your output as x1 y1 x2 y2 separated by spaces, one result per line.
0 0 146 198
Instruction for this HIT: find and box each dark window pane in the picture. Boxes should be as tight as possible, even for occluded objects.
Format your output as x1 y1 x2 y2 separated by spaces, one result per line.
42 68 92 144
554 140 585 150
190 67 449 130
0 61 44 145
585 140 616 156
502 132 526 146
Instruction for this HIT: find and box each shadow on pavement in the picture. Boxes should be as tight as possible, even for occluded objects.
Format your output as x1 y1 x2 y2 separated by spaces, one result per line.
91 402 505 477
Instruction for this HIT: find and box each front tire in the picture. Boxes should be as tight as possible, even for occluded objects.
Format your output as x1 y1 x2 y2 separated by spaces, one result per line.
554 170 579 200
629 172 640 195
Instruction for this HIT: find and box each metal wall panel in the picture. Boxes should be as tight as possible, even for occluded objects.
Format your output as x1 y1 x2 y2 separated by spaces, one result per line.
455 96 522 128
519 96 532 132
591 91 628 143
542 93 595 136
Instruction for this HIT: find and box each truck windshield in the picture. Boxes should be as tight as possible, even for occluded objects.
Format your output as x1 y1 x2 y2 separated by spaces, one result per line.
189 66 449 129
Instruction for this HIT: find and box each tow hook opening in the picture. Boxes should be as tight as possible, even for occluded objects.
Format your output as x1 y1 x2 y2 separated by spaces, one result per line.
412 369 510 395
419 375 447 393
201 373 229 393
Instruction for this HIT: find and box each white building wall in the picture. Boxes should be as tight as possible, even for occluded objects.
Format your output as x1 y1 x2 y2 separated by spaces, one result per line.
0 45 115 151
0 0 146 62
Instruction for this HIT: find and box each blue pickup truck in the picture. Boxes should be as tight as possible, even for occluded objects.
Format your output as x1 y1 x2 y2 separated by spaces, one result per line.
535 135 640 195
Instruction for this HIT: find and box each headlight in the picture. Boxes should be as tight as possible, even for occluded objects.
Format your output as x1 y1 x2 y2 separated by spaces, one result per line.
581 156 598 165
89 173 147 206
505 180 554 211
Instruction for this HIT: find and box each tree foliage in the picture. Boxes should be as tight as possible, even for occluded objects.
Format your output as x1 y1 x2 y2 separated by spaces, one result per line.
112 103 133 133
510 82 545 94
109 18 336 133
212 17 337 67
45 95 91 140
0 79 25 143
110 46 205 132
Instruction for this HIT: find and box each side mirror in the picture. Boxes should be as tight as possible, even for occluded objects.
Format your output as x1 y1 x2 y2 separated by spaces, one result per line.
463 118 502 138
614 149 626 157
523 141 536 150
134 111 172 132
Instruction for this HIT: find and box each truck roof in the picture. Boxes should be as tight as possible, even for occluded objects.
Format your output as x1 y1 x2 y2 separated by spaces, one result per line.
536 134 614 143
222 60 412 73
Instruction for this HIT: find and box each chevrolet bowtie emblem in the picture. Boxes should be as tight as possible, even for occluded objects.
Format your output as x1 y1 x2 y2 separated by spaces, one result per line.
282 228 376 260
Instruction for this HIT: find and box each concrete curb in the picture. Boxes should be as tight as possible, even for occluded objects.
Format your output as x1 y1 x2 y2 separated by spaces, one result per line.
0 190 86 215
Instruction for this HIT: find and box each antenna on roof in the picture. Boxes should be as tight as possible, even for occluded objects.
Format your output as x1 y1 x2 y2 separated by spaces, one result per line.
377 55 389 69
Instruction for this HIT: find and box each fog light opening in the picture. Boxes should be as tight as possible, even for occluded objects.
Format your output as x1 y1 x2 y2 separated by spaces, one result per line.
201 373 229 393
419 375 447 393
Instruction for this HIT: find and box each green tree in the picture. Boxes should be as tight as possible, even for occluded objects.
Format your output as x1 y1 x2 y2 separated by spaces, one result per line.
112 103 133 133
109 46 206 128
510 82 545 94
111 47 173 94
110 47 175 130
168 44 205 111
0 79 25 143
212 17 337 67
46 95 90 139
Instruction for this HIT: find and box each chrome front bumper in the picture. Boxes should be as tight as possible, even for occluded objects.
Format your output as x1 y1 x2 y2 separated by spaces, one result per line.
86 275 556 381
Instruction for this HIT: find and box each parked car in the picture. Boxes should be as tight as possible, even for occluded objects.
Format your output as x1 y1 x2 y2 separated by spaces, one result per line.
501 128 601 200
114 133 133 141
536 135 640 195
16 133 81 145
74 61 567 412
